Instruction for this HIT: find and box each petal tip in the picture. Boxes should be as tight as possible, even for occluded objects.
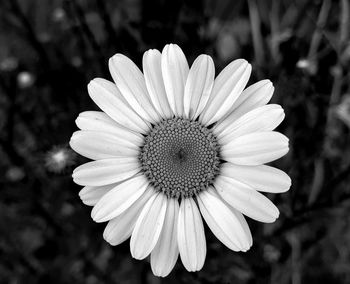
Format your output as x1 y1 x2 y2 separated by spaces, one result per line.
68 134 78 148
88 78 102 90
109 53 123 61
282 175 292 192
130 247 145 260
91 206 105 223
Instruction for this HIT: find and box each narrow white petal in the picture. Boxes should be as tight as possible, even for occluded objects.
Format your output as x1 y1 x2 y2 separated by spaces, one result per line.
109 54 160 123
215 104 285 144
76 111 143 144
103 186 155 246
161 44 189 117
178 198 206 272
91 174 149 223
221 131 289 165
79 183 117 206
215 80 274 134
215 175 280 223
230 207 253 247
183 55 215 119
130 193 167 260
88 78 149 133
221 163 291 193
197 188 251 251
69 131 139 160
72 158 140 186
151 198 179 277
200 59 251 125
143 49 173 118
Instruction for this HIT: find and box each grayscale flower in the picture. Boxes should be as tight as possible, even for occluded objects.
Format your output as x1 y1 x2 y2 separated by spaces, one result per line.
70 43 291 277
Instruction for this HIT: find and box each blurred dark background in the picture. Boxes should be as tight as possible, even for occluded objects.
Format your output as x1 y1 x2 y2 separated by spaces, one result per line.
1 0 350 283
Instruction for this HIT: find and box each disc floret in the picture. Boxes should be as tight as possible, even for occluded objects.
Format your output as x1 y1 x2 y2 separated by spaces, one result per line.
139 118 221 198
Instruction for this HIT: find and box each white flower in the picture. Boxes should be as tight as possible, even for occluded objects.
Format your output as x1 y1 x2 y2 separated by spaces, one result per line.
70 43 291 277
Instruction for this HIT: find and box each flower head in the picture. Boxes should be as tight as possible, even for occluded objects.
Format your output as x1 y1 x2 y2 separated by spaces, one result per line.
70 43 291 277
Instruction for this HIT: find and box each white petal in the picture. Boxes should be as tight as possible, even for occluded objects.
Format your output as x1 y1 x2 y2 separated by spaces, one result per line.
72 158 140 186
221 131 289 165
76 111 143 144
183 55 215 119
109 54 160 123
143 49 173 118
161 44 189 117
69 131 139 160
88 78 149 133
197 188 251 251
130 193 167 260
91 174 149 223
79 183 118 206
215 175 279 223
151 198 179 277
178 198 206 272
200 59 251 125
215 80 274 134
103 186 155 246
215 104 285 144
230 207 253 247
221 163 291 193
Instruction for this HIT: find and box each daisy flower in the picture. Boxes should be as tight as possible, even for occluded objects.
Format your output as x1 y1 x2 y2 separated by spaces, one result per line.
70 43 291 277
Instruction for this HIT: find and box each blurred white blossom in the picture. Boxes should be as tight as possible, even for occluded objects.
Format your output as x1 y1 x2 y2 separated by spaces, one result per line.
296 58 317 75
45 147 75 173
17 71 35 89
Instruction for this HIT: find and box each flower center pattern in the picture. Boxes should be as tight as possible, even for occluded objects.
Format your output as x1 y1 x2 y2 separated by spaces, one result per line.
139 118 221 198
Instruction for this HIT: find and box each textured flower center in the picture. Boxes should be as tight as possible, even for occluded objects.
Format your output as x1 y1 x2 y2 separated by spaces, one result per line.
139 118 221 198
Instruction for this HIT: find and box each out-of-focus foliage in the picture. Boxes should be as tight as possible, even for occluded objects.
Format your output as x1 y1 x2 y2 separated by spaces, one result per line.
0 0 350 283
